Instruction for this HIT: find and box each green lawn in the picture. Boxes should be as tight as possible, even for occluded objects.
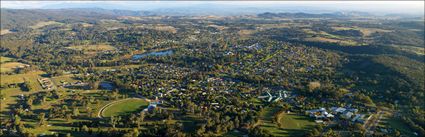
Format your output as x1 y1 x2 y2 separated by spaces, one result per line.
259 107 316 137
102 99 149 117
382 117 416 137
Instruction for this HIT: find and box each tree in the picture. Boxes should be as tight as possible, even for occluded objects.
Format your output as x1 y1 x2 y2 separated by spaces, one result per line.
13 114 21 125
66 113 72 123
73 108 80 116
37 113 48 127
110 116 121 128
139 112 145 122
82 125 89 132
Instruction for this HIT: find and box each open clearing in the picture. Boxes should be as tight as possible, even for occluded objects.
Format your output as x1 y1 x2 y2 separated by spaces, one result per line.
379 113 416 137
332 26 392 37
136 24 177 33
0 56 13 63
0 29 13 35
0 70 45 91
0 62 29 73
305 37 358 46
102 98 149 117
259 107 316 137
66 44 116 51
30 21 63 29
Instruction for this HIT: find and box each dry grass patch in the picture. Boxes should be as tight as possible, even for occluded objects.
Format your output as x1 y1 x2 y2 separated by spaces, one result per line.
118 16 143 20
0 62 29 73
208 24 228 31
137 24 177 33
332 26 392 37
0 70 45 91
305 37 358 46
30 21 63 29
0 29 13 35
66 44 117 52
0 56 13 63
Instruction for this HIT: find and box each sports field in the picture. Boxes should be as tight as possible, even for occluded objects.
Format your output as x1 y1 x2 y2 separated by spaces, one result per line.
102 98 149 117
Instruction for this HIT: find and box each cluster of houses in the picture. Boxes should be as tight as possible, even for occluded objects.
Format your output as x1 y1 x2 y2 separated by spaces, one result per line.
62 81 90 89
38 78 55 91
306 107 370 124
258 90 290 102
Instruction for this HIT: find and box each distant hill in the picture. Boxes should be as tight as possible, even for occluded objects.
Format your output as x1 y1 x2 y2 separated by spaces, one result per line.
0 8 153 29
257 11 372 18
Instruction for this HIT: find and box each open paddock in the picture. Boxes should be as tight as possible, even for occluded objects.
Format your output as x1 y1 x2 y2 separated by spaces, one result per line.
66 44 117 52
30 21 63 29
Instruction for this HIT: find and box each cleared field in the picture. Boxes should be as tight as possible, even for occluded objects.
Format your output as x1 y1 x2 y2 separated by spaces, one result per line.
259 107 316 137
305 37 358 46
0 62 29 73
30 21 63 29
332 26 392 37
380 113 416 137
0 29 13 35
0 56 13 63
51 74 79 84
102 98 149 117
0 70 45 91
136 24 177 33
66 44 116 51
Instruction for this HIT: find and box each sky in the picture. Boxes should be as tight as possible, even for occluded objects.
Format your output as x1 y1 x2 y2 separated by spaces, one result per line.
1 1 424 15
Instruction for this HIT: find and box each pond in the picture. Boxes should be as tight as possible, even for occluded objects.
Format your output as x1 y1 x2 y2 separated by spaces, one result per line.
99 81 115 90
132 50 173 60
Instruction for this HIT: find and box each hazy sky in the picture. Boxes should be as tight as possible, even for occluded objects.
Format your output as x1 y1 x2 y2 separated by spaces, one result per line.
1 1 424 15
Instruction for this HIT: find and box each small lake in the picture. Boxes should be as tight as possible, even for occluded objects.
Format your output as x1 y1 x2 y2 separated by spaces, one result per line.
99 81 115 90
132 50 173 60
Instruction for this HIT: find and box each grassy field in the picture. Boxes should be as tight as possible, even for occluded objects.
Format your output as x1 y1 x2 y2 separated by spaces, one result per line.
259 107 316 137
380 113 416 137
136 24 177 33
0 62 28 73
0 70 45 90
332 26 392 37
305 37 358 46
51 74 80 84
30 21 63 29
102 99 149 117
0 70 46 113
66 44 116 52
0 56 13 63
0 29 13 35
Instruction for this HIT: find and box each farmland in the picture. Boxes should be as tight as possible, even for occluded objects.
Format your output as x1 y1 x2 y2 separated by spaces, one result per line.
66 44 117 52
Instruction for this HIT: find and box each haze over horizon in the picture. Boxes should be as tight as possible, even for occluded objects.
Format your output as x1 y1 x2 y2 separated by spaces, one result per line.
1 1 424 16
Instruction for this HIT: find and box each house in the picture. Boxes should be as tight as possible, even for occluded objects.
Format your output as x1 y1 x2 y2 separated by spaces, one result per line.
341 111 354 119
352 114 366 123
330 107 346 114
306 108 333 119
315 120 324 123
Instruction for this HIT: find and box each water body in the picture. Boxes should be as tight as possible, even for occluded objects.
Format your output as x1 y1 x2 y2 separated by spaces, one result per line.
99 81 115 90
132 50 173 60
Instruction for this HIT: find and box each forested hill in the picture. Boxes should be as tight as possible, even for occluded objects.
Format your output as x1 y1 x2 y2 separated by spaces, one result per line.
0 8 153 30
